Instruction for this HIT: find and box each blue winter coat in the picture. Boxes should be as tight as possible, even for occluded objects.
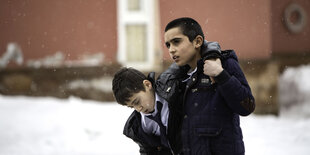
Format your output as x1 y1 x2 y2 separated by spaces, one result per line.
156 50 255 155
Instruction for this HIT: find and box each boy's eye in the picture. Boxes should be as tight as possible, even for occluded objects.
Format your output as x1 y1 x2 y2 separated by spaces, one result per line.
172 39 180 44
165 43 170 48
133 101 140 106
132 98 140 106
171 39 181 47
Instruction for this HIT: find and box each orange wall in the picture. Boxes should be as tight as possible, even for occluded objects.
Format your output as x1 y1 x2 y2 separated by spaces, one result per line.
159 0 272 60
1 0 309 66
271 0 310 54
0 0 117 63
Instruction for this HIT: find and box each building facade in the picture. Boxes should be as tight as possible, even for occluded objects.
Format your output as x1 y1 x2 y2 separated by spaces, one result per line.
0 0 309 114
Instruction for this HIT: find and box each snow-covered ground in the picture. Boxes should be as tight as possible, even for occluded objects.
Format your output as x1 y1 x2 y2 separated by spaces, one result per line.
0 64 310 155
0 96 139 155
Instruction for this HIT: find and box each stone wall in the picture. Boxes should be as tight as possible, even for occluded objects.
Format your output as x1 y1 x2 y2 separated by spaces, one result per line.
1 53 310 114
240 60 279 115
240 52 310 115
0 64 121 102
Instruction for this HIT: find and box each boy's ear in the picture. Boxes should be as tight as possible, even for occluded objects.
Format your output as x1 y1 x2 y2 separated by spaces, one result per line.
194 35 203 48
143 80 153 89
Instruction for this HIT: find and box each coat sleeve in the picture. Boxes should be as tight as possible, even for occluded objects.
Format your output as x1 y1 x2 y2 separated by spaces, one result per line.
123 112 151 155
214 57 255 116
123 112 173 155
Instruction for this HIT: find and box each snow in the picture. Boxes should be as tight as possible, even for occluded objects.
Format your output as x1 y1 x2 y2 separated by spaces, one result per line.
0 42 23 68
0 96 139 155
242 115 310 155
0 64 310 155
279 65 310 118
26 52 105 68
1 96 309 155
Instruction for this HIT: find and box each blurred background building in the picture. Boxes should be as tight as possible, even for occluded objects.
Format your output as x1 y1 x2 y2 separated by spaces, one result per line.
0 0 309 114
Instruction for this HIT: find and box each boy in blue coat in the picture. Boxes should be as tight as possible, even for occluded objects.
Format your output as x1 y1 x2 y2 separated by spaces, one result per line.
156 17 255 155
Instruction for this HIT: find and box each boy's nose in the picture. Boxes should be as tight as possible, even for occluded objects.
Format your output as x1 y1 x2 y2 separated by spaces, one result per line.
169 46 176 53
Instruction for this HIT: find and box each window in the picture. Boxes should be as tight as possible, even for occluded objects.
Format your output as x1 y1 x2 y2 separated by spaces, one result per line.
127 0 140 11
117 0 161 71
126 24 147 62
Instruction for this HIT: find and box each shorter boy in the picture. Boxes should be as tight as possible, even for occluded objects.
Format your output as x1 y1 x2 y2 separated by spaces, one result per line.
112 67 182 155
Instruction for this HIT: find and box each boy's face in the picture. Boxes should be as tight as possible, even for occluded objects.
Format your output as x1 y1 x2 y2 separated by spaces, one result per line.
125 80 155 114
164 27 201 68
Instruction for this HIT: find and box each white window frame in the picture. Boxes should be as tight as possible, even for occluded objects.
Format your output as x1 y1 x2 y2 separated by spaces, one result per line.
117 0 155 71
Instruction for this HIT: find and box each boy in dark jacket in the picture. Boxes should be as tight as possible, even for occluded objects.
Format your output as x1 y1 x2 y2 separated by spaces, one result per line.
113 67 176 154
112 41 221 154
158 17 255 155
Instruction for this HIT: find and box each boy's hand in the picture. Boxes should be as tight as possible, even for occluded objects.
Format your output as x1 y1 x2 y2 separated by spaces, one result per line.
203 58 223 77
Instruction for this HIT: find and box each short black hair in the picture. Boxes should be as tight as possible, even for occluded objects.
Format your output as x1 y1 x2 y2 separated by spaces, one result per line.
112 67 147 105
165 17 204 42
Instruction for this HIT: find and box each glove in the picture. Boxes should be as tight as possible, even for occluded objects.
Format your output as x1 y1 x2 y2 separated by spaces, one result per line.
200 41 222 61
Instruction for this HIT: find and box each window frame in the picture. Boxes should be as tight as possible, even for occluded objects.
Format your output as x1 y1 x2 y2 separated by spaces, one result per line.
117 0 155 70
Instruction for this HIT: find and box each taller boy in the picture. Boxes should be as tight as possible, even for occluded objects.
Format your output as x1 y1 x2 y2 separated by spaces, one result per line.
157 17 255 154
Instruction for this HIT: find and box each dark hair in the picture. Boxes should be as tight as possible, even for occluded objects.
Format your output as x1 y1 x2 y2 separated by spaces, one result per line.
112 67 147 105
164 17 204 42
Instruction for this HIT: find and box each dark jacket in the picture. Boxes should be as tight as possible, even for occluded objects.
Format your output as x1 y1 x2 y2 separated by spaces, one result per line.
156 50 255 155
123 41 221 155
123 110 175 155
